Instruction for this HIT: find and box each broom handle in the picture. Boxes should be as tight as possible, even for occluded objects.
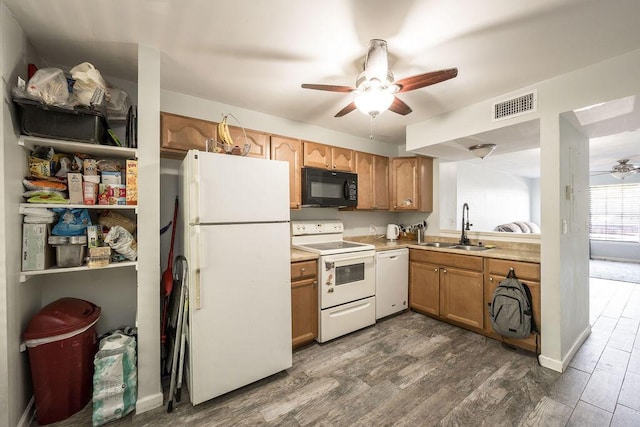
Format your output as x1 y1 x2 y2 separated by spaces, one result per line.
167 197 179 266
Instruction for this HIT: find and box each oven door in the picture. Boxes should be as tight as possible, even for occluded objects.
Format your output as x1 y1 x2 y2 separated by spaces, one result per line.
319 250 375 309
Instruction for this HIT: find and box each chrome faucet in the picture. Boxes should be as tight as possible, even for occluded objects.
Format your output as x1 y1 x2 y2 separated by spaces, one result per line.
459 203 472 245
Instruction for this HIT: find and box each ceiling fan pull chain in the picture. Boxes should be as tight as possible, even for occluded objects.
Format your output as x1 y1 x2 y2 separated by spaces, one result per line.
369 116 375 140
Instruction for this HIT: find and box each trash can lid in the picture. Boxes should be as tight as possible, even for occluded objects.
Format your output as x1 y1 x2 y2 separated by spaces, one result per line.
23 297 101 340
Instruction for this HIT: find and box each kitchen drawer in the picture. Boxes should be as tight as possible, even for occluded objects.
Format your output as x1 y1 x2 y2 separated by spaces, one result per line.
484 258 540 281
410 249 482 272
291 260 317 281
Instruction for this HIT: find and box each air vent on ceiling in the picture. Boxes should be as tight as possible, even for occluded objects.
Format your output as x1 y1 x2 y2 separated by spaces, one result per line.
492 90 537 121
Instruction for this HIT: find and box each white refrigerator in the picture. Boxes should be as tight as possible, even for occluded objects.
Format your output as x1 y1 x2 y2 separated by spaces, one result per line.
178 150 292 405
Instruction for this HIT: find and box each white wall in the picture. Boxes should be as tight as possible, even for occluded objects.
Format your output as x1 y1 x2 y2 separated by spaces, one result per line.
530 178 541 226
407 48 640 371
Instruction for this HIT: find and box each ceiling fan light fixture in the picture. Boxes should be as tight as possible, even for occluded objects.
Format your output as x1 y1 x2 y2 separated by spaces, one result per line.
469 143 497 159
355 89 394 118
610 159 637 179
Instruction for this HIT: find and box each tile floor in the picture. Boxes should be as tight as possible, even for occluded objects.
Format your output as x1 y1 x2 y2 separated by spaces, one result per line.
560 276 640 426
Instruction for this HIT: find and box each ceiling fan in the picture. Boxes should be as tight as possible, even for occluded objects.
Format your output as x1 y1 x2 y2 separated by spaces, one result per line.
591 159 640 180
301 39 458 118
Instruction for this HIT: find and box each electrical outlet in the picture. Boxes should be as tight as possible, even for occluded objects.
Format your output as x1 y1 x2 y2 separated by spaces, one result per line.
369 225 377 236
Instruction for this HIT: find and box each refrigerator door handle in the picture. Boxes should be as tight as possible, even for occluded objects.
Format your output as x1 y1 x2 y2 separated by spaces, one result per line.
190 155 200 225
195 268 202 310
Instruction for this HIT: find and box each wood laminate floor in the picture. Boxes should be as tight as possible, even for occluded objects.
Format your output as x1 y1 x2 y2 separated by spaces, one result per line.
40 277 640 426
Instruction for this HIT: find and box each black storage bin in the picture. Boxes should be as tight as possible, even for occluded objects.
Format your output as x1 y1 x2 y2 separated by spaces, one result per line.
13 97 109 144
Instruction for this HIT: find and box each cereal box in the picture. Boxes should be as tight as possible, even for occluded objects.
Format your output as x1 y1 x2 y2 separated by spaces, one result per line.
126 159 137 205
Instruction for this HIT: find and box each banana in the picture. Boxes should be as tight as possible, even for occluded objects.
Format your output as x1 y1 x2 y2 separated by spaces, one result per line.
217 115 234 146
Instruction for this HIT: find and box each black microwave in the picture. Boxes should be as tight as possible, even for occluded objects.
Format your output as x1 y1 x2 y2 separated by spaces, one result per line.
301 167 358 207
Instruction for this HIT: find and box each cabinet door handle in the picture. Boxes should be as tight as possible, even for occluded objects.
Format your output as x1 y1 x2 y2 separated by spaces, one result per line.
434 268 438 272
443 269 447 273
300 267 305 272
489 276 493 281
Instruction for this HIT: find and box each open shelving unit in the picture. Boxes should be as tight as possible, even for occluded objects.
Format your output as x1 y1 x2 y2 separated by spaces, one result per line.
20 261 137 283
19 135 137 159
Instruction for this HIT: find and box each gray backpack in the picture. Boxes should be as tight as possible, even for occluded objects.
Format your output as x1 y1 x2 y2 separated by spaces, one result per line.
488 269 536 339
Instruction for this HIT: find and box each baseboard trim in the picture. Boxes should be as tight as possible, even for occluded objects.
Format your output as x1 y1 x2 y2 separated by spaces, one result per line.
135 392 164 414
539 324 591 373
17 396 35 427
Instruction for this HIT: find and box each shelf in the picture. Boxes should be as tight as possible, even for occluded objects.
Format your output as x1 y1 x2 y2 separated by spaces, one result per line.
19 135 137 159
20 261 137 283
20 203 137 212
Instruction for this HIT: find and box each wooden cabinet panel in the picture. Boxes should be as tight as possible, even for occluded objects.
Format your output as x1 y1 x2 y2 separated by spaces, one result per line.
271 136 302 209
440 267 484 329
303 141 331 169
390 156 433 211
303 141 354 172
291 260 318 349
332 147 354 172
160 112 215 159
227 125 270 159
409 261 440 316
372 155 390 210
355 152 389 210
291 259 316 280
484 259 541 352
410 249 483 271
355 152 374 209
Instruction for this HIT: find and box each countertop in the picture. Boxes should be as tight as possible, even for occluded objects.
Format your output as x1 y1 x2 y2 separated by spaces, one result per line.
291 236 540 264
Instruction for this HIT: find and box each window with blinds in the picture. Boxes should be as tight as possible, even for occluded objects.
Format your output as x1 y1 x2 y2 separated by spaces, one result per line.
589 183 640 242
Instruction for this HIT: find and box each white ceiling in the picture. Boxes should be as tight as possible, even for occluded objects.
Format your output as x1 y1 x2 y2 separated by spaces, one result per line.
4 0 640 176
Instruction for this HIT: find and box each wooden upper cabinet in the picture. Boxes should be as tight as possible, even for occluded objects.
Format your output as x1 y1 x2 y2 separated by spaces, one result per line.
331 147 354 172
372 155 390 210
226 125 270 159
355 152 389 210
355 152 374 209
160 112 216 159
390 156 433 212
271 136 302 209
303 141 354 172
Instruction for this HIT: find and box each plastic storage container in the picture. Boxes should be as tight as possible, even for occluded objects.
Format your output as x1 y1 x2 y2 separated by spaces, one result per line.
48 235 87 267
13 97 109 144
22 298 101 425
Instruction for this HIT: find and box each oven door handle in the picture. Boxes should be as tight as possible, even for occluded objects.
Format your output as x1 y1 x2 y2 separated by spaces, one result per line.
324 253 375 264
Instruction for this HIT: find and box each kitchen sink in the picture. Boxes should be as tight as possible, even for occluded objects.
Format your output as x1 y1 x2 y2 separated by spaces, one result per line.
419 242 458 248
452 245 492 251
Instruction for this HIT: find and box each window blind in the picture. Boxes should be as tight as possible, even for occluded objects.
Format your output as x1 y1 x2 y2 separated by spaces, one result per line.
589 183 640 242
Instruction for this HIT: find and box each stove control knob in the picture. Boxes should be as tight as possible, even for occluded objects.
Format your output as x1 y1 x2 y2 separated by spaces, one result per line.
328 288 334 293
325 281 332 286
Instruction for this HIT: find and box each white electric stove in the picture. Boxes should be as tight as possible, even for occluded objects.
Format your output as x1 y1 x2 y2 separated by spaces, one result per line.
291 220 376 342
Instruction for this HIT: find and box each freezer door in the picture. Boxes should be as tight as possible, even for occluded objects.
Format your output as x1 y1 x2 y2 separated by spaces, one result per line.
187 222 292 405
186 150 290 224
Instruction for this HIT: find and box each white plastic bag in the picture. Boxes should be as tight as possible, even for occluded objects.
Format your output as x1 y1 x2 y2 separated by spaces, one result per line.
92 333 137 426
26 68 69 105
70 62 107 106
103 225 137 261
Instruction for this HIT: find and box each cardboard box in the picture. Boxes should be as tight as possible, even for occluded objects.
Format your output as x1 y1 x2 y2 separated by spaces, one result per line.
22 223 53 271
101 170 122 185
67 172 83 204
98 184 126 205
126 159 137 205
88 247 111 268
83 182 98 205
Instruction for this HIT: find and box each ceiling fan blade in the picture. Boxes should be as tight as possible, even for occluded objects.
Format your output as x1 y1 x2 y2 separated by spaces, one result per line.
301 84 355 93
335 102 357 117
388 96 412 115
396 68 459 93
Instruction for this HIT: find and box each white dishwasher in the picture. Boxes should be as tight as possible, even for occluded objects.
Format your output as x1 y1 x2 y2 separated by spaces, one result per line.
375 248 409 319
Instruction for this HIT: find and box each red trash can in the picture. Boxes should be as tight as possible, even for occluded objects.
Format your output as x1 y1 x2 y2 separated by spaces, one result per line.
23 297 101 425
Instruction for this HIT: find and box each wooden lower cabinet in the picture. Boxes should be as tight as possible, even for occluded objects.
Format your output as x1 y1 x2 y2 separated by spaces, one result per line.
484 258 541 353
291 260 318 349
409 249 484 331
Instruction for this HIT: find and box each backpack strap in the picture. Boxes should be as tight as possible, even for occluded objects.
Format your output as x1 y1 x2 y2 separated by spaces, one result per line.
507 268 517 279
